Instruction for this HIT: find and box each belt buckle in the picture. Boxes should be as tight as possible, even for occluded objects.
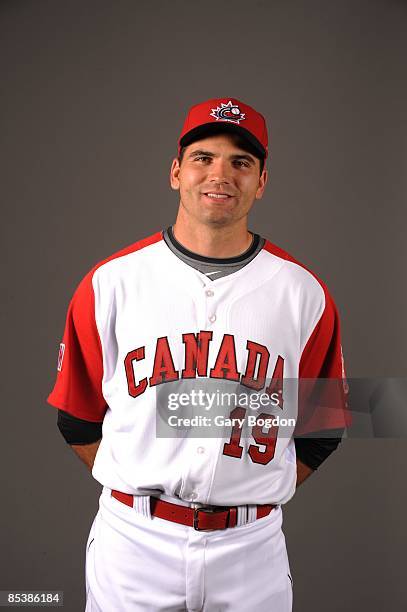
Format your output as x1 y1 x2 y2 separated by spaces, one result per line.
193 506 226 531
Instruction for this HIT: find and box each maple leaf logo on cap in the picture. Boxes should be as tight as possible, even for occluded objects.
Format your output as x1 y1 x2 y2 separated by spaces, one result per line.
210 100 246 125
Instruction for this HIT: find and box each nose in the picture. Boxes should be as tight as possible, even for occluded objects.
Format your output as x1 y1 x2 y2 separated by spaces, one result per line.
207 157 231 185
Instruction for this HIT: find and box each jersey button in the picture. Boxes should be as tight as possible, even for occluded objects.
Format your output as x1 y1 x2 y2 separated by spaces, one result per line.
190 492 198 501
209 314 217 323
197 446 205 454
205 289 214 297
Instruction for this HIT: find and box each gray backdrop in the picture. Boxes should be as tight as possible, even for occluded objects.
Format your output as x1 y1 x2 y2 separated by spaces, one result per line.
1 0 406 610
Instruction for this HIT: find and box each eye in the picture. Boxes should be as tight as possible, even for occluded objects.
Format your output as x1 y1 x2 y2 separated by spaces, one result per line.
194 156 211 163
233 160 250 168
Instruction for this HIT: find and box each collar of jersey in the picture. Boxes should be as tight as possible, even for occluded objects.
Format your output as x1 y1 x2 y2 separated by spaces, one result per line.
165 226 260 265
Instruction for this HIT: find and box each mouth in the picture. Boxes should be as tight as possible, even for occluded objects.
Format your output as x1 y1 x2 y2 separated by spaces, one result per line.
202 192 234 202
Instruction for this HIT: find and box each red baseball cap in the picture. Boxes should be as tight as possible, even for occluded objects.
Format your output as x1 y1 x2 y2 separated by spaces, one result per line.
178 97 269 159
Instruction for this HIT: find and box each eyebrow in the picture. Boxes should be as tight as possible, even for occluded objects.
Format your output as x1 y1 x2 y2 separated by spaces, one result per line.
187 149 256 164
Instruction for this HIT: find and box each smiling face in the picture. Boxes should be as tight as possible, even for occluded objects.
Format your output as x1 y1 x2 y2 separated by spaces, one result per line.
170 133 268 230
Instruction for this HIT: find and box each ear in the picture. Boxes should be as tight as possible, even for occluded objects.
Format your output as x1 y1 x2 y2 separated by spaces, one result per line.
255 168 268 200
170 158 181 190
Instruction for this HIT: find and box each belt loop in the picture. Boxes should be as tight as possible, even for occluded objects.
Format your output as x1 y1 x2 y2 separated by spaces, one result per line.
247 505 258 524
236 505 248 526
133 495 152 519
236 505 257 526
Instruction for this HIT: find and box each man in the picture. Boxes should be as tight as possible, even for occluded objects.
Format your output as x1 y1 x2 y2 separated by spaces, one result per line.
48 98 348 611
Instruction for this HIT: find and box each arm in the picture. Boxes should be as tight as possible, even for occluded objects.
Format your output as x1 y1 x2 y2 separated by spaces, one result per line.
57 409 103 471
296 458 314 487
294 430 344 487
47 268 109 460
70 440 101 470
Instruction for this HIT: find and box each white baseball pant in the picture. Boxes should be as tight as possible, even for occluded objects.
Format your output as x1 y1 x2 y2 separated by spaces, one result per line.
85 487 293 611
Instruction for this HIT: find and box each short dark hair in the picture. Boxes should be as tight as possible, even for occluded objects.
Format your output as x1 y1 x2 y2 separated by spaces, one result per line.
178 130 265 175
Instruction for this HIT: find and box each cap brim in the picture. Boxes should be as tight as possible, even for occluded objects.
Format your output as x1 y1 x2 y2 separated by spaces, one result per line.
179 122 266 159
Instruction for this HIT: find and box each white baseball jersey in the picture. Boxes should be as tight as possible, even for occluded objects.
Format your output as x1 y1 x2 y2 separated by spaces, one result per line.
48 231 347 507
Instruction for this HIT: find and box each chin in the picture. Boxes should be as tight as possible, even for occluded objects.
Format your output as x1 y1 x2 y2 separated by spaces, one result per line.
203 214 234 228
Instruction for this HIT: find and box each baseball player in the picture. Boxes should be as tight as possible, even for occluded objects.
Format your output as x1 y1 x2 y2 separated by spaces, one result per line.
48 97 348 611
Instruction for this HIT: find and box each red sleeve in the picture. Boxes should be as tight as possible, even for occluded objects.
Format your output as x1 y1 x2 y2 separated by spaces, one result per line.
47 270 107 422
296 288 351 435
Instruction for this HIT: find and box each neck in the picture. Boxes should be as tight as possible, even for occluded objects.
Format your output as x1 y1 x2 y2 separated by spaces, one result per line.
172 219 253 259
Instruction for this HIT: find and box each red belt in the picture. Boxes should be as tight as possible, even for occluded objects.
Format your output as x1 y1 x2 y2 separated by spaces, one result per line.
111 490 276 531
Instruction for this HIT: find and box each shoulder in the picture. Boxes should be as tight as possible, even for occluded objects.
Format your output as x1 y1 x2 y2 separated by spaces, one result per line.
90 231 164 278
70 231 165 305
79 231 164 281
261 239 342 339
262 238 336 309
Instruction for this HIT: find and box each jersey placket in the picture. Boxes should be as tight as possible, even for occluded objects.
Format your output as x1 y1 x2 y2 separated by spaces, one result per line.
177 275 227 505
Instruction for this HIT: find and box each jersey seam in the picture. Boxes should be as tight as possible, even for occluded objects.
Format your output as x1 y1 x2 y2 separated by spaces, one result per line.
88 232 163 281
299 290 326 358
